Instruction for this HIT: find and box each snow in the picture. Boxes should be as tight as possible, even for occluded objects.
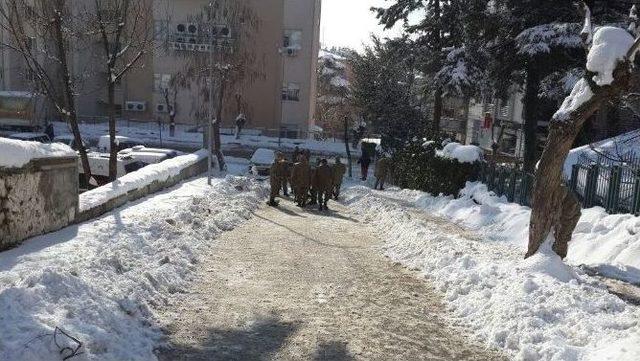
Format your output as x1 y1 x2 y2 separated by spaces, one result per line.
342 182 640 360
0 137 76 169
79 149 209 212
0 174 267 360
330 76 350 88
586 26 635 86
516 23 582 56
436 142 483 163
553 78 594 121
52 121 354 157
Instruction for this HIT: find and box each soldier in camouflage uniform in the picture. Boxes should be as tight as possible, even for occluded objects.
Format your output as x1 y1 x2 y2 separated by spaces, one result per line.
331 156 347 199
281 160 292 197
374 155 392 190
314 159 333 211
268 153 287 207
291 154 311 207
308 159 321 206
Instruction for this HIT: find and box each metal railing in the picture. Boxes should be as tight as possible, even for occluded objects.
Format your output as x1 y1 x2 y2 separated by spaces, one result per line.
479 161 640 215
479 162 535 207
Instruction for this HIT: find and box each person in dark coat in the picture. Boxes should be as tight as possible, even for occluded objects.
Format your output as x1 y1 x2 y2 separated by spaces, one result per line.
358 152 371 181
314 159 333 211
44 123 55 141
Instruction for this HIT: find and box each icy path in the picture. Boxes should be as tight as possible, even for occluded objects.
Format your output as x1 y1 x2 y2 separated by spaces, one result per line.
157 200 505 360
0 176 266 360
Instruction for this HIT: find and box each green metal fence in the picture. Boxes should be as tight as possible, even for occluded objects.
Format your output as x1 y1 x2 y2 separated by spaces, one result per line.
479 161 640 215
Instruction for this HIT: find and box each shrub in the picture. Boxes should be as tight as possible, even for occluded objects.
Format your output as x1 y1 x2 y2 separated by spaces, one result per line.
392 138 480 196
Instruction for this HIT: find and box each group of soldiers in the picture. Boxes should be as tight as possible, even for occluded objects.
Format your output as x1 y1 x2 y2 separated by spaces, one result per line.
268 147 346 211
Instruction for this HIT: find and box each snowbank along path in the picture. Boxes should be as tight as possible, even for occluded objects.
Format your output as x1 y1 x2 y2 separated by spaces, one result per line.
0 175 266 361
157 199 505 360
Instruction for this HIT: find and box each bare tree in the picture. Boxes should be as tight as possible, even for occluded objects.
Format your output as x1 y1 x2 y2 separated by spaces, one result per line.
0 0 92 184
162 0 264 171
526 2 640 259
88 0 153 181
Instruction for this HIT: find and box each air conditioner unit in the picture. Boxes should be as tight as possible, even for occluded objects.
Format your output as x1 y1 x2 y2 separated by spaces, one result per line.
216 25 231 38
176 23 187 34
125 101 146 112
187 23 199 35
156 103 167 113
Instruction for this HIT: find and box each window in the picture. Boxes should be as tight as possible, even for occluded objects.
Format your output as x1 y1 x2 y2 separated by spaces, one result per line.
282 82 300 101
153 74 172 93
283 30 302 49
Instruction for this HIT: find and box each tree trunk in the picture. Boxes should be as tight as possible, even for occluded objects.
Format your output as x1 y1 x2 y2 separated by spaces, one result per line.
523 64 541 173
526 71 632 258
344 117 353 178
107 82 118 181
432 87 443 136
52 0 91 185
214 79 226 171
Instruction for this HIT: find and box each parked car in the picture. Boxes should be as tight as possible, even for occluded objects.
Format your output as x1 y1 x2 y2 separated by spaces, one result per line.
8 132 50 143
79 152 146 188
97 135 144 153
53 135 88 151
118 146 182 165
249 148 275 177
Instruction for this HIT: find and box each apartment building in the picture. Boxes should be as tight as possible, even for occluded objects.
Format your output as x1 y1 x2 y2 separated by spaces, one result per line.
0 0 322 137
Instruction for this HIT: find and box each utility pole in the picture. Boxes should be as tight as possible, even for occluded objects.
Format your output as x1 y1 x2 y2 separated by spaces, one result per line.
207 1 214 186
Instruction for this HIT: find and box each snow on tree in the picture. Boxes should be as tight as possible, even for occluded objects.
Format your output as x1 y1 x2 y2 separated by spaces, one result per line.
316 49 357 176
526 1 640 260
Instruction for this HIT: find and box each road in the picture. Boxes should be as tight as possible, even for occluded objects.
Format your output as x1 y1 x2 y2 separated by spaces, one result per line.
157 198 506 360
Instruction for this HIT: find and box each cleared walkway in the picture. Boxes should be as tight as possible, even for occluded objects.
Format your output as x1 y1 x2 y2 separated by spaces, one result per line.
158 200 506 360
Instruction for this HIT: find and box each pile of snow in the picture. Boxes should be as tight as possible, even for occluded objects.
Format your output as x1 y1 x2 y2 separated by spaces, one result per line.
586 27 635 86
0 175 267 360
79 149 208 211
342 182 640 360
436 142 483 163
553 78 594 121
0 138 76 169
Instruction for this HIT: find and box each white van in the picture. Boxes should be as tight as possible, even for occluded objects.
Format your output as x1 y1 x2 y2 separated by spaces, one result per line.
79 152 145 186
97 135 143 153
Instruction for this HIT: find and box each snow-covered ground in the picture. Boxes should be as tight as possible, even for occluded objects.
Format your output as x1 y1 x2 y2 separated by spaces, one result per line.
0 172 267 360
341 182 640 361
52 121 352 156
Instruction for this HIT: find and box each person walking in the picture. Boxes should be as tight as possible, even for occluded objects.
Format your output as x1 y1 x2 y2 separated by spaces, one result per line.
268 153 287 207
374 155 392 190
315 159 333 211
331 156 346 199
235 113 247 140
358 152 371 181
308 159 320 206
291 154 311 207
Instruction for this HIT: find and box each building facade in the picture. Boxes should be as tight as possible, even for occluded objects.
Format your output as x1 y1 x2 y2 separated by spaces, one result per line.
0 0 322 137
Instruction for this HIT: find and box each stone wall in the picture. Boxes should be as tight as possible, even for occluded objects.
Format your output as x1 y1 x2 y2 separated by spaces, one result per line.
75 156 208 223
0 157 79 251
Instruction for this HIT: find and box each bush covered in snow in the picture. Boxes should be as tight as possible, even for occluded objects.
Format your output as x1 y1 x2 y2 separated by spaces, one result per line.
392 138 480 196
